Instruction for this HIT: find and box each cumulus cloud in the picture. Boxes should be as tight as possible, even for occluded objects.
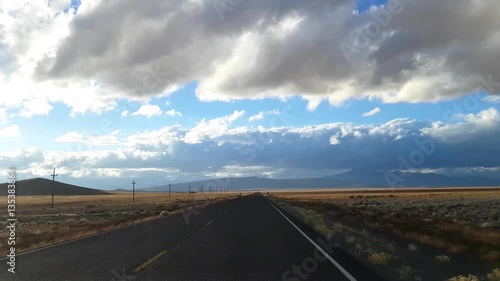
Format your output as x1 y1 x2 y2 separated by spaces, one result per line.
248 110 280 122
0 125 21 138
184 110 245 144
0 108 8 123
4 108 500 187
56 130 121 146
130 104 162 118
0 146 43 168
165 109 182 117
421 108 500 143
362 107 381 117
0 0 497 118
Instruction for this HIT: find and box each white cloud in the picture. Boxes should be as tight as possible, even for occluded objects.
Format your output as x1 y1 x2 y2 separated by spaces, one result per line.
19 98 54 117
422 108 500 142
55 131 86 143
329 133 341 145
184 110 245 144
4 107 500 187
0 146 43 168
0 0 496 118
0 0 498 130
0 108 8 123
126 125 181 153
248 110 280 122
130 104 163 118
165 109 182 117
55 130 122 146
484 96 500 103
0 125 21 138
362 107 381 117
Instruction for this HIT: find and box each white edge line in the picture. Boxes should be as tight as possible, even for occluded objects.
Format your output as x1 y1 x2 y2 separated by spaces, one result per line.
265 198 357 281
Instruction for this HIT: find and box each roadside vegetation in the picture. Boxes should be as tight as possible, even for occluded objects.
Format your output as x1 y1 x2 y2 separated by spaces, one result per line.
271 189 500 281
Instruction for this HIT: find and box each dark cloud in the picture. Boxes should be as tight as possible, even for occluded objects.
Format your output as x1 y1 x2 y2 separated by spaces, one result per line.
10 108 500 187
33 0 499 106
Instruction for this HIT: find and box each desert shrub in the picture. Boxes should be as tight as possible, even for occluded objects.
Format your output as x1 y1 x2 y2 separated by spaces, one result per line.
368 252 391 265
386 242 396 253
398 265 413 280
314 223 333 239
435 255 451 263
408 244 418 251
487 268 500 281
346 236 356 244
164 202 180 211
333 223 345 232
447 275 479 281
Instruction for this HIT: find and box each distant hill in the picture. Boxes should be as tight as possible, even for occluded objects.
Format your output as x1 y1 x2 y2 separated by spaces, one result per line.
113 188 132 192
141 169 500 192
0 178 110 196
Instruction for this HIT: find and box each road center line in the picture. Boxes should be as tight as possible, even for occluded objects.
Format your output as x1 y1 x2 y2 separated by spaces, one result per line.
206 220 213 226
265 198 357 281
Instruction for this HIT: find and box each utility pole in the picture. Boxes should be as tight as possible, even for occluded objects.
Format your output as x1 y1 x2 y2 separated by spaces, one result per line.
132 180 136 203
51 168 58 208
188 185 191 197
168 183 171 200
201 185 203 195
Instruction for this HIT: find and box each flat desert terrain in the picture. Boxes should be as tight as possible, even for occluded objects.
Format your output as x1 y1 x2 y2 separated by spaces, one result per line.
270 188 500 281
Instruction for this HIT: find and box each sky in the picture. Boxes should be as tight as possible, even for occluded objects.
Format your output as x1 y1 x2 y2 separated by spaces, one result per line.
0 0 500 189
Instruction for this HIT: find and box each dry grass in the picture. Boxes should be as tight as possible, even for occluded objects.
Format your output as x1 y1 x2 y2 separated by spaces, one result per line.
368 252 391 265
0 191 238 207
0 192 244 256
447 275 480 281
271 188 500 260
487 268 500 281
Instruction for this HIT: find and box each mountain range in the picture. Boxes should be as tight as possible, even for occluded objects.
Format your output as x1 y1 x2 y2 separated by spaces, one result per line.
1 170 499 195
141 169 500 192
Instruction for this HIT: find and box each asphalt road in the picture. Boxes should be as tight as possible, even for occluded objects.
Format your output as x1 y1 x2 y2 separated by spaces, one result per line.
0 194 382 281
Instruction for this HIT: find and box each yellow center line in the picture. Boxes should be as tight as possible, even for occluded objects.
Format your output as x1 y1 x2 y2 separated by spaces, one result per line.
133 250 168 273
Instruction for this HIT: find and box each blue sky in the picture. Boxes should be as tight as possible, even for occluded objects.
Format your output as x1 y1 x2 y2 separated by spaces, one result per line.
1 0 500 189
